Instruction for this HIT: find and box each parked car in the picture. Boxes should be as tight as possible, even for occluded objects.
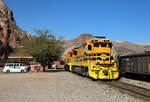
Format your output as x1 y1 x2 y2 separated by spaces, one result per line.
3 63 28 73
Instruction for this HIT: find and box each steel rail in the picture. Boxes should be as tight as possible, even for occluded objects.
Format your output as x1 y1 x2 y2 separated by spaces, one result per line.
100 81 150 101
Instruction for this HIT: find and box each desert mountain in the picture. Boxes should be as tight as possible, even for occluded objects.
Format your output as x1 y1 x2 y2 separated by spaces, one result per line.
63 34 148 56
114 40 145 54
136 43 150 46
63 34 93 56
0 0 31 59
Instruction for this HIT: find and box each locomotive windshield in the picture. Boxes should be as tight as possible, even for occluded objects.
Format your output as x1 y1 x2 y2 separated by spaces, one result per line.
94 44 99 47
101 43 107 47
93 43 112 48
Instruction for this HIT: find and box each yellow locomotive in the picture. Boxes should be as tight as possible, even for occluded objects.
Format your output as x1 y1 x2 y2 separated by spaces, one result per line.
65 36 119 79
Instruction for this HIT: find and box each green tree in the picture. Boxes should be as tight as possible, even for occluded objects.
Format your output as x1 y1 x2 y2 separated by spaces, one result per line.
27 29 64 71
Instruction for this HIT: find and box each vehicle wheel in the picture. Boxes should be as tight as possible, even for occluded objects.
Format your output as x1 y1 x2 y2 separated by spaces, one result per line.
6 70 10 73
21 70 24 73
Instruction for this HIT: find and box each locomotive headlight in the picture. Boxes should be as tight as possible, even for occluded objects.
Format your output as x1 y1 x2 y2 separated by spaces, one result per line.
111 60 114 63
96 60 100 65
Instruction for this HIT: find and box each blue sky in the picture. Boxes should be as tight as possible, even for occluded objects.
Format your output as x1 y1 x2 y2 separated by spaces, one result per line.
5 0 150 43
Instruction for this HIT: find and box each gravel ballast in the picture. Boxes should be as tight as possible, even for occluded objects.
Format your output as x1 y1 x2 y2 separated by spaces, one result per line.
0 72 148 102
119 77 150 89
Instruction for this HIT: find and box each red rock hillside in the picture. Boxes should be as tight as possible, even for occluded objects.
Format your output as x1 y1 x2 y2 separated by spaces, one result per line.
0 0 31 60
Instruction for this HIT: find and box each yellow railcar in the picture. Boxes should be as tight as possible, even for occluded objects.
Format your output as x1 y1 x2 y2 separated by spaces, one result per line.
65 36 119 79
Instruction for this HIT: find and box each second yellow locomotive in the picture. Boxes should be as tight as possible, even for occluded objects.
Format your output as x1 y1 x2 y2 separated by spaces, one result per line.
65 36 119 79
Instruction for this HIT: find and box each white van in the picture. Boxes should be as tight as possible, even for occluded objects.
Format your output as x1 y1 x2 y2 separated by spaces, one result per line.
3 63 28 73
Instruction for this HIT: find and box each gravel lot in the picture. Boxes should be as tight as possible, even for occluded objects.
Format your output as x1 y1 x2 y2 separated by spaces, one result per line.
0 71 148 102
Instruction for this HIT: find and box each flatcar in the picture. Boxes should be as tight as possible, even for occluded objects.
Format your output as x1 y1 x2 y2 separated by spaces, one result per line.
65 36 119 80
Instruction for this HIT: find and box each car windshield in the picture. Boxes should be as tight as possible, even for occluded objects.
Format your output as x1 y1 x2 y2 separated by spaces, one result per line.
6 64 13 66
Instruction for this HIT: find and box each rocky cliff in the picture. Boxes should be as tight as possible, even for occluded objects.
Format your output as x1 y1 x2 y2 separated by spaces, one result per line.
0 0 31 60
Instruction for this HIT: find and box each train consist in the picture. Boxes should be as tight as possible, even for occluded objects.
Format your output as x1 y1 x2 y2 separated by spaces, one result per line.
65 37 119 80
118 51 150 77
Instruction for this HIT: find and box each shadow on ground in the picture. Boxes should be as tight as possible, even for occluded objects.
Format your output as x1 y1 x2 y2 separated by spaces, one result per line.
123 73 150 82
44 68 65 73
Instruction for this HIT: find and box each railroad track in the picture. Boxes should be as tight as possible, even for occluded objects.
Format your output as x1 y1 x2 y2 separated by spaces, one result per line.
72 72 150 101
99 81 150 101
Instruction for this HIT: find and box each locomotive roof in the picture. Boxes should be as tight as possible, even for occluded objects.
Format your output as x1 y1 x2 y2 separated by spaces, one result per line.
87 38 112 43
94 36 106 39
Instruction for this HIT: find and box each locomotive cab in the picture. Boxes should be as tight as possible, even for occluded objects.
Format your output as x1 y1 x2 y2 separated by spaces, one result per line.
86 39 114 65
